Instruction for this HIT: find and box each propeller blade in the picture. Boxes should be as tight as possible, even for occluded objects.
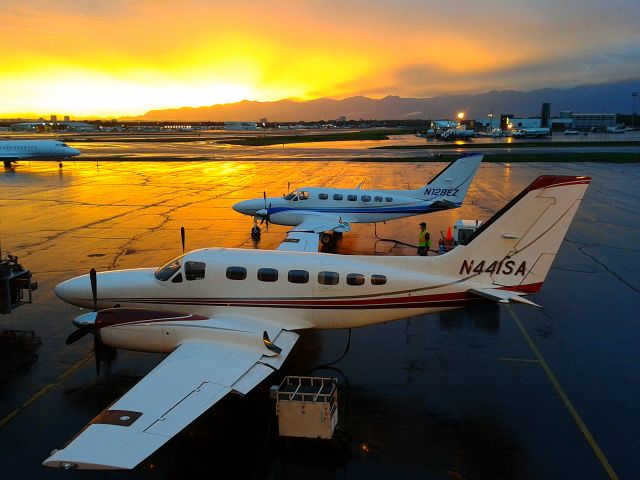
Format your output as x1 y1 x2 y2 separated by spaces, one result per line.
266 203 272 231
263 191 267 210
94 334 102 375
90 268 97 311
65 324 93 345
181 226 186 253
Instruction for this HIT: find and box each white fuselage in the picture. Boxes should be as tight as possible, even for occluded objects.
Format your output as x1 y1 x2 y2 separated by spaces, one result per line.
55 175 591 358
55 247 492 353
233 186 459 226
0 139 81 161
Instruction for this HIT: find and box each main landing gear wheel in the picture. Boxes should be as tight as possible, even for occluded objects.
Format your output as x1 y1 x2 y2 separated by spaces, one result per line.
59 162 63 168
3 160 11 168
251 225 261 239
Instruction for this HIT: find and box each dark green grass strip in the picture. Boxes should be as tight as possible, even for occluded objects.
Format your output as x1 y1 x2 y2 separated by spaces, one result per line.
220 129 410 146
348 152 639 163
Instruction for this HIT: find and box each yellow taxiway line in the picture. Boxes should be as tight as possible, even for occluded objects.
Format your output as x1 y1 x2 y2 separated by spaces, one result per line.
507 305 620 480
0 353 93 428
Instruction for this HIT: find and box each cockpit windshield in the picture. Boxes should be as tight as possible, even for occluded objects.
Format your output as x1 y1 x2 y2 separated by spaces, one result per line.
283 190 309 201
283 190 298 200
155 255 184 281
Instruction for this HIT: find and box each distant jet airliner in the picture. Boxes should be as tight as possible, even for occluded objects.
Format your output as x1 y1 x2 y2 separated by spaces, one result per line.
233 154 483 250
0 139 81 168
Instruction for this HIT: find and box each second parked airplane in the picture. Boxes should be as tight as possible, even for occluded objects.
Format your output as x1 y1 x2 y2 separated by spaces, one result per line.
233 153 483 250
0 139 81 168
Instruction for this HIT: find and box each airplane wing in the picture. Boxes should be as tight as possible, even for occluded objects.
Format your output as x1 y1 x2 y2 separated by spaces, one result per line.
468 288 541 307
43 317 298 470
276 214 352 252
291 214 352 234
276 231 321 252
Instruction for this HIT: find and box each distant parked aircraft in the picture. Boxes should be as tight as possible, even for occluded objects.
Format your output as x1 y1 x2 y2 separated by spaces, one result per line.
233 154 483 250
0 139 81 168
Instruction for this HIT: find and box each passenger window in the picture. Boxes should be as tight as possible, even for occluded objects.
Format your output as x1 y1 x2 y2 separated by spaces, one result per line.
185 261 206 281
288 270 309 284
318 193 328 200
318 271 339 285
333 194 343 200
347 195 357 201
226 266 247 280
375 196 383 202
258 268 278 282
385 197 393 202
346 273 365 286
371 274 387 285
361 195 371 202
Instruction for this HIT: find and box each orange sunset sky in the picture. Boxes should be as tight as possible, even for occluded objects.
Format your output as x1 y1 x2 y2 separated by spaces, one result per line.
2 0 639 118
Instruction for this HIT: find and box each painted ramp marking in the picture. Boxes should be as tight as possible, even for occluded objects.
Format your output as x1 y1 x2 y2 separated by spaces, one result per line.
507 305 620 480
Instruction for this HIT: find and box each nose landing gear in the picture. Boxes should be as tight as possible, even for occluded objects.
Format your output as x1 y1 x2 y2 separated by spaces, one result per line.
250 220 261 239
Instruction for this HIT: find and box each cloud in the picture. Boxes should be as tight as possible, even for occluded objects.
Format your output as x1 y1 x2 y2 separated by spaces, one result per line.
1 0 639 116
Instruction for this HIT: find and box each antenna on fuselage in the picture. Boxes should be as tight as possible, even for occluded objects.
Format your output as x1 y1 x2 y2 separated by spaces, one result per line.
181 226 186 253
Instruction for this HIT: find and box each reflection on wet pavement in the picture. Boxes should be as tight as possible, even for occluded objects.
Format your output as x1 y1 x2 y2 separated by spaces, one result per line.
0 159 639 479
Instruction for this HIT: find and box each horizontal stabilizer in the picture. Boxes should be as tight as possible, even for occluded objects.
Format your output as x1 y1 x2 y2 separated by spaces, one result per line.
469 288 541 307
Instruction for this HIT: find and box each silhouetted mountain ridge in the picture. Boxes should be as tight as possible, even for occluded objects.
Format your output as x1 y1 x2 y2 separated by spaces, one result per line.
124 79 639 121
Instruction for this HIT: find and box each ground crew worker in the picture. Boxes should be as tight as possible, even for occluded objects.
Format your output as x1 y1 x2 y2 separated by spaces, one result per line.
418 222 430 256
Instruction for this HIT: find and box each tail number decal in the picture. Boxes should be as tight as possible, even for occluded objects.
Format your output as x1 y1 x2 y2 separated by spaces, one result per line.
423 187 459 196
460 259 527 276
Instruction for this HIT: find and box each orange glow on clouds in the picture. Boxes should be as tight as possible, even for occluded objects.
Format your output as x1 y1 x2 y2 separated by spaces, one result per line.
1 0 638 117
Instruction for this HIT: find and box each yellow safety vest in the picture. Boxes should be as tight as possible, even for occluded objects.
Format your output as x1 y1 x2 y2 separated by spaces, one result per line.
418 229 430 247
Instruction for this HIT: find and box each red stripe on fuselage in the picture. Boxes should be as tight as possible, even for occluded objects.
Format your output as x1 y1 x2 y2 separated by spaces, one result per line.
99 284 543 312
95 309 207 329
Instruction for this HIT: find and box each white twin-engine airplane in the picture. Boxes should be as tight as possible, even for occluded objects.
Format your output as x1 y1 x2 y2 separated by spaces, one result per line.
44 174 590 470
233 153 483 249
1 139 81 168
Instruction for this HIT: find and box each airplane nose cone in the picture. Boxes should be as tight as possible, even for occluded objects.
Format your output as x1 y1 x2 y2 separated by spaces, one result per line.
70 148 81 156
233 199 262 215
54 276 91 307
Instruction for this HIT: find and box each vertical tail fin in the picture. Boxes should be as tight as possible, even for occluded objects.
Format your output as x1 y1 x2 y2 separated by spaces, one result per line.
430 175 591 292
417 153 483 205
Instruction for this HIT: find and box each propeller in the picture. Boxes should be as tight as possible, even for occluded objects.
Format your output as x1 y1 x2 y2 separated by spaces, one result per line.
181 226 186 253
65 268 116 375
90 268 97 310
258 191 271 232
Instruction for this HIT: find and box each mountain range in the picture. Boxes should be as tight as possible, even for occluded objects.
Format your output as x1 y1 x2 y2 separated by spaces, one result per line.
125 79 639 122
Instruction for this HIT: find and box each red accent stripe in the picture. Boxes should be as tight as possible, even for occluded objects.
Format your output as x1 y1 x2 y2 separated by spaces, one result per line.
500 283 543 293
524 175 591 192
101 284 542 312
95 308 207 328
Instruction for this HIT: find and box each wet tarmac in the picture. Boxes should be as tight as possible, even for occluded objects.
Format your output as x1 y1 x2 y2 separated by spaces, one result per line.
4 130 640 163
0 157 639 479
